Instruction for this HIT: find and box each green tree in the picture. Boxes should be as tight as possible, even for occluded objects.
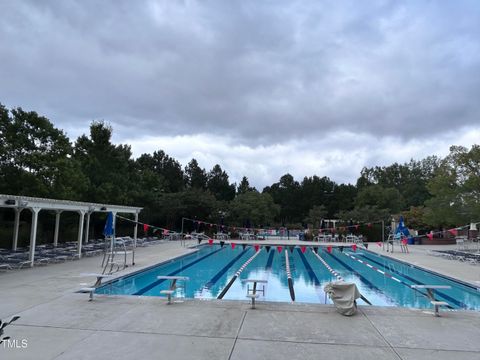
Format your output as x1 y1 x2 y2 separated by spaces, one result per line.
228 192 279 227
0 104 85 199
336 205 390 223
153 188 219 229
207 164 235 201
184 158 208 190
263 174 302 224
136 150 184 193
356 157 439 207
304 205 327 229
424 145 480 227
237 176 256 194
330 183 357 215
355 185 405 214
401 206 429 231
298 176 338 218
73 121 135 204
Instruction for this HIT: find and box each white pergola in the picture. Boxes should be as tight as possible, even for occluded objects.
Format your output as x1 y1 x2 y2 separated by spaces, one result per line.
0 194 142 267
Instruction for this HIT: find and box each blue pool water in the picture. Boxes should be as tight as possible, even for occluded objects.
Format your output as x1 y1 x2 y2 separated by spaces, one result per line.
96 244 480 310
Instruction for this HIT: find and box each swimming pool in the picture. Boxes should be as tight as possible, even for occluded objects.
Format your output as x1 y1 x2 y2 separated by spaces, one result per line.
96 244 480 310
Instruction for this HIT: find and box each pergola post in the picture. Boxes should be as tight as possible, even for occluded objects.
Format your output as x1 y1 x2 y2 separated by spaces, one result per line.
12 208 23 251
77 210 85 259
84 211 91 244
28 207 41 267
53 210 62 247
133 212 139 265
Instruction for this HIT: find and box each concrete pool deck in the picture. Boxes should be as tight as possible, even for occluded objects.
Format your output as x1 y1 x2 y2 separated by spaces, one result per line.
1 240 480 359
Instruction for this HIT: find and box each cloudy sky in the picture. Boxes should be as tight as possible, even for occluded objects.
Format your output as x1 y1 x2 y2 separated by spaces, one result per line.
1 0 479 189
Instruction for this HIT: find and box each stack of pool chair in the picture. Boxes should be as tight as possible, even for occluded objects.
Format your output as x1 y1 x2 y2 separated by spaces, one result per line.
434 250 480 265
81 240 106 257
0 235 160 271
0 248 31 269
142 236 162 246
0 246 53 268
134 237 147 247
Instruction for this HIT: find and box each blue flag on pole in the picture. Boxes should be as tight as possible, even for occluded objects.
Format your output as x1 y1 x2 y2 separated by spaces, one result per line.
103 212 114 237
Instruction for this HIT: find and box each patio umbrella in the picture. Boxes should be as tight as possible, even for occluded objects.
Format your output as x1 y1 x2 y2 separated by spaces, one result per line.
395 216 410 238
103 212 115 273
103 212 114 237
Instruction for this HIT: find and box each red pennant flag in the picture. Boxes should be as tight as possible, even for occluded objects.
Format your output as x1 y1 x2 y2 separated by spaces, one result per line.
254 244 260 252
143 224 149 233
367 223 372 228
277 246 283 253
327 246 332 253
352 244 357 252
163 229 169 235
377 242 382 247
355 224 359 230
231 242 236 249
208 239 214 245
401 239 408 245
426 232 433 240
448 228 458 236
301 246 307 254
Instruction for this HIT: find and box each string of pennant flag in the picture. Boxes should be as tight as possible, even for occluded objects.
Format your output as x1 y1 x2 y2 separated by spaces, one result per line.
181 216 383 233
197 240 355 254
115 214 360 252
420 222 479 240
115 214 479 242
116 214 173 236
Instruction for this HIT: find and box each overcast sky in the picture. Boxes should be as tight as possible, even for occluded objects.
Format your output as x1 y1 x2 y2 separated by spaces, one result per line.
1 0 479 189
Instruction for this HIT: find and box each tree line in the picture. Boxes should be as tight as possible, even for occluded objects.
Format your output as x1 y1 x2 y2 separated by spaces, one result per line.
1 103 479 243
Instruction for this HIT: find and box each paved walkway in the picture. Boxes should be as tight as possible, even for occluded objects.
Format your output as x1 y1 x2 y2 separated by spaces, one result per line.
1 241 480 359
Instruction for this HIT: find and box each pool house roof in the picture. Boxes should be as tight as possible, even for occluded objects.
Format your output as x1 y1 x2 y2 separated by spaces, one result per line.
0 194 142 267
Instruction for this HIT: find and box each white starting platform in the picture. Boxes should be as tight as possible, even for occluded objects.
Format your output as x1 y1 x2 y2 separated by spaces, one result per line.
78 273 113 301
241 279 268 309
157 276 189 304
411 285 451 316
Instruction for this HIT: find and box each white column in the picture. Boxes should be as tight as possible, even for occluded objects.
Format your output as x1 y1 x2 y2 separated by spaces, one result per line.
77 211 85 259
84 212 91 244
12 208 23 251
53 210 62 247
133 212 139 265
28 207 41 267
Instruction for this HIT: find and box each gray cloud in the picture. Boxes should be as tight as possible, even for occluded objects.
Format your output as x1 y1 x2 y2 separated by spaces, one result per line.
1 0 480 186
